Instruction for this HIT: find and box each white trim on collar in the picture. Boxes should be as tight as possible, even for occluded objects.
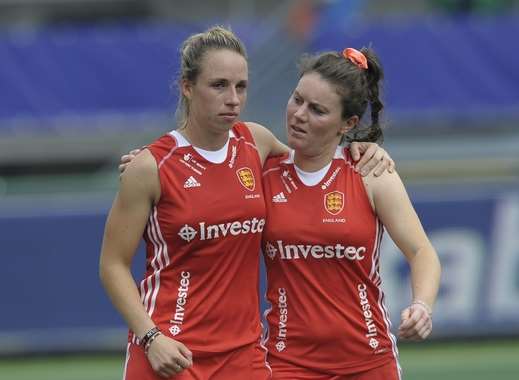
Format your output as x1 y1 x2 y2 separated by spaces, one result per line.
168 129 234 164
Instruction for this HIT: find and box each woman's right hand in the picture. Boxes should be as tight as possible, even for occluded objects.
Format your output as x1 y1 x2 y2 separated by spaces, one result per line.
146 334 193 378
119 148 142 176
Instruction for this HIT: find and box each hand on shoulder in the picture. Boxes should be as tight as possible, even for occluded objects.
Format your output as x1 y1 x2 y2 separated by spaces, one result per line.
349 141 395 177
119 148 143 176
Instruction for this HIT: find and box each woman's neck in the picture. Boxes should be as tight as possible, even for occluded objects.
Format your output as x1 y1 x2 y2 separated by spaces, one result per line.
180 120 230 151
294 147 337 172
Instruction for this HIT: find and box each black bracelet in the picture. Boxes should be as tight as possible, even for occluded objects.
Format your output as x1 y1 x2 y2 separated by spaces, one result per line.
144 331 163 354
140 327 160 347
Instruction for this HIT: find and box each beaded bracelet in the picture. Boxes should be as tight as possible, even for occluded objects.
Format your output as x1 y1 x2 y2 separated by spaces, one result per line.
144 330 163 354
140 327 161 348
412 299 433 316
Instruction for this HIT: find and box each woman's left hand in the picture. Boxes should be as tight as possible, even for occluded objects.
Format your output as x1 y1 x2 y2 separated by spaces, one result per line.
398 302 433 341
350 142 395 177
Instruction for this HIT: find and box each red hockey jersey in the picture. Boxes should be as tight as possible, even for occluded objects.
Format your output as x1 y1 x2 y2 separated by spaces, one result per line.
262 147 399 374
131 122 266 354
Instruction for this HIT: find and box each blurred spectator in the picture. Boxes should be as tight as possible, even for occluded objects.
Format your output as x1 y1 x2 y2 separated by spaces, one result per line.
286 0 318 41
286 0 366 42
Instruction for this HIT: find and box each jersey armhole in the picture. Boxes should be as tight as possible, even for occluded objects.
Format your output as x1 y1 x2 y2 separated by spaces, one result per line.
233 122 262 166
146 133 179 206
342 146 377 214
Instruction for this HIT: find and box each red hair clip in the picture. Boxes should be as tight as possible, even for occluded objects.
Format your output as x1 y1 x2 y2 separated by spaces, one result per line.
343 48 368 70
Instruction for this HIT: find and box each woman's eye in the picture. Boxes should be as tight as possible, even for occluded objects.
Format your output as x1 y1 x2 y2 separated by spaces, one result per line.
311 105 324 115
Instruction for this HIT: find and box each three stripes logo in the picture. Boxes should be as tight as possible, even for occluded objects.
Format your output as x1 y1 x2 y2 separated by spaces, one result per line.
183 176 201 189
272 192 287 203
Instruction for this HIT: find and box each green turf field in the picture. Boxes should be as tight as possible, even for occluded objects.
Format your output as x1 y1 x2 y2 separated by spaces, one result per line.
0 340 517 380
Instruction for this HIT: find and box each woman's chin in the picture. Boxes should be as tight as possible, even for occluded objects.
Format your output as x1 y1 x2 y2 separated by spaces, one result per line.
287 136 306 151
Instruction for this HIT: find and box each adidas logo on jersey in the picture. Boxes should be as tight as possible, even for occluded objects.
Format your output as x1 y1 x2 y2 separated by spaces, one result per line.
183 176 201 188
272 192 287 203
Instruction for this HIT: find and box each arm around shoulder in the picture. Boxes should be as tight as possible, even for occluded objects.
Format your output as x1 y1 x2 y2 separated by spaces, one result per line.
245 122 288 165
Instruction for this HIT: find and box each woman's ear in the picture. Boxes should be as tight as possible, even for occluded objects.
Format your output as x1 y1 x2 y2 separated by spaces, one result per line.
340 115 359 135
181 79 192 100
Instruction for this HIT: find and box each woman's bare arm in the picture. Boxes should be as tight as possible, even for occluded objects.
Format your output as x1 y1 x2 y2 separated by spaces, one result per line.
100 150 192 376
364 170 441 340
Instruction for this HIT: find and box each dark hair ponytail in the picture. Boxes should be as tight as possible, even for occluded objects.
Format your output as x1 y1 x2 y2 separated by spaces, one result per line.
354 47 384 143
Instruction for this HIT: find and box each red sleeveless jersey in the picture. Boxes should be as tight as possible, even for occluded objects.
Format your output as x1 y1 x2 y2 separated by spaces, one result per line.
261 147 399 374
131 122 266 354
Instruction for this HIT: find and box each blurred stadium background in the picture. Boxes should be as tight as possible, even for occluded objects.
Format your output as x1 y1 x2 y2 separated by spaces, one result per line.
0 0 518 379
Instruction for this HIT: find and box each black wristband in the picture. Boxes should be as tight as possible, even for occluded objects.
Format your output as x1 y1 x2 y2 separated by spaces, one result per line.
140 327 160 347
144 330 163 354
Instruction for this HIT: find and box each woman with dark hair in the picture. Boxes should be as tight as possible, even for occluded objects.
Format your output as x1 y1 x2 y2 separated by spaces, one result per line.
261 48 441 380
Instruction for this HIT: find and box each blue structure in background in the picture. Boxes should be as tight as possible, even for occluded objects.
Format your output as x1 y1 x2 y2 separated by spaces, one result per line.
310 16 519 124
2 213 118 330
1 17 519 132
0 24 192 125
0 22 273 127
